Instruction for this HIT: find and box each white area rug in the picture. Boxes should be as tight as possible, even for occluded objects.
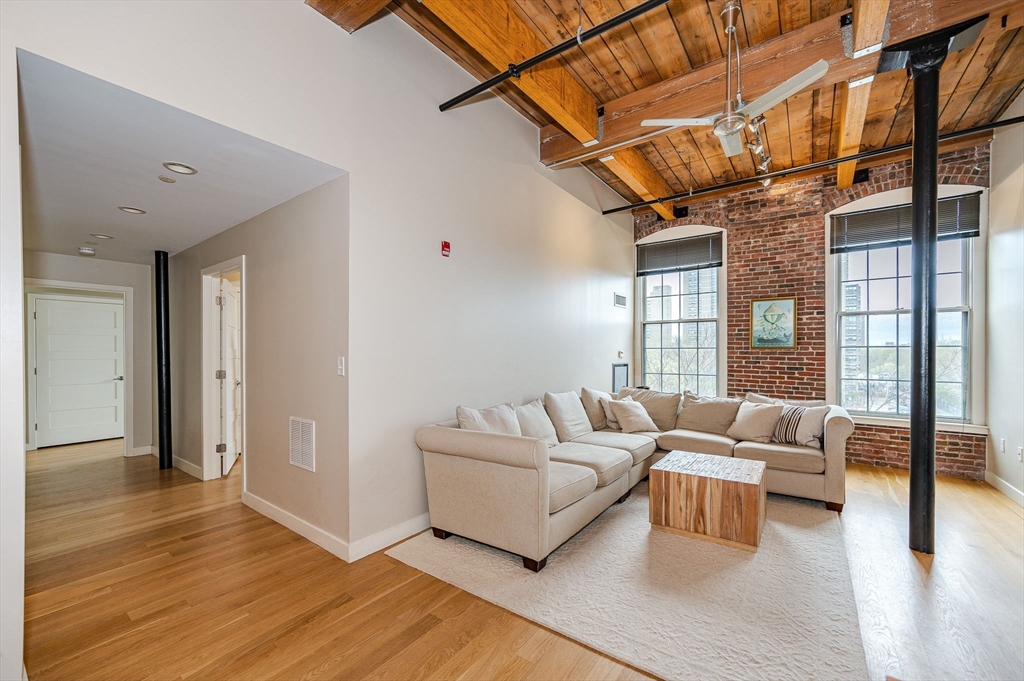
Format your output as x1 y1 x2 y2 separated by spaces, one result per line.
387 482 868 680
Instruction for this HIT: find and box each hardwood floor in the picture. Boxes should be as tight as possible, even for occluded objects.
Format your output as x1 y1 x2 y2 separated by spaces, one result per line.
24 440 1024 680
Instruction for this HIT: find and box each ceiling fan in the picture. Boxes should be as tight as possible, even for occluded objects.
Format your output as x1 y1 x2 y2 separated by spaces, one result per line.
642 0 829 158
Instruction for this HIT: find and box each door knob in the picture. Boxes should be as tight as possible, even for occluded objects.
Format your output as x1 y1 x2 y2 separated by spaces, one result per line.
113 376 124 381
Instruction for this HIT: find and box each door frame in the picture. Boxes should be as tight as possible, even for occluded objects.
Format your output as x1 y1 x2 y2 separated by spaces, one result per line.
24 279 135 456
201 256 246 487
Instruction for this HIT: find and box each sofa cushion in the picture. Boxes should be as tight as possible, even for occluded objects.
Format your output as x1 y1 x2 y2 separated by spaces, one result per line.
549 443 632 487
675 392 743 435
570 431 657 465
609 399 659 434
600 395 633 430
746 391 827 407
734 441 825 474
548 462 598 513
544 391 594 443
515 399 558 447
581 387 612 430
727 401 784 443
456 403 521 436
772 404 831 449
657 429 737 458
617 387 682 431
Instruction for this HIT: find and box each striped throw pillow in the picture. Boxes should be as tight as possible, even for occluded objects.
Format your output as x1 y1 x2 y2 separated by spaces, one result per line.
771 404 831 449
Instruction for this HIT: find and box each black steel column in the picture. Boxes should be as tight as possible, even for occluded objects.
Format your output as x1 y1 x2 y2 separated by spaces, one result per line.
880 14 987 554
907 48 945 554
155 251 172 470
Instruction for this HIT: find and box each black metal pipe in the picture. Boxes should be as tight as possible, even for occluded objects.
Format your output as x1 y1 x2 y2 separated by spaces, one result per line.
155 251 173 470
439 0 670 112
907 45 946 555
601 115 1024 215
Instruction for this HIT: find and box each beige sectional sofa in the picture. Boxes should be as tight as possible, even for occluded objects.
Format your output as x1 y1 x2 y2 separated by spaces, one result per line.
415 388 854 571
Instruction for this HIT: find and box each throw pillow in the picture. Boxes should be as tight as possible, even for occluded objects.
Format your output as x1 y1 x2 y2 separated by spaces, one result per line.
745 391 827 407
515 399 559 447
543 391 594 442
726 401 784 443
616 387 682 431
609 399 659 434
599 395 634 430
456 403 521 436
581 387 612 430
771 404 831 449
674 392 743 435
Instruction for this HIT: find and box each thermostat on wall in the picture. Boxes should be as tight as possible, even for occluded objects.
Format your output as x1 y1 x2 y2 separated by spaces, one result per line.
613 293 627 308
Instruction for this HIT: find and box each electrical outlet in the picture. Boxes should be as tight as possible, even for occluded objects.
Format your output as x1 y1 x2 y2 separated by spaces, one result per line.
337 356 345 377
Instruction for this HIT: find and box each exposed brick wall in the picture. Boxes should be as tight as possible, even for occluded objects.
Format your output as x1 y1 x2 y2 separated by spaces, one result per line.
846 426 988 480
635 144 991 479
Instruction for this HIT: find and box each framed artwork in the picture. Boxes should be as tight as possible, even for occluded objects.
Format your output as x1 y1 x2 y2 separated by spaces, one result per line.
750 297 797 349
612 363 629 393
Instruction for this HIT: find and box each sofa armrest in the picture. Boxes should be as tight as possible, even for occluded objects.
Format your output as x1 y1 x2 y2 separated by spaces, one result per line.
415 425 550 561
823 406 854 505
415 425 549 470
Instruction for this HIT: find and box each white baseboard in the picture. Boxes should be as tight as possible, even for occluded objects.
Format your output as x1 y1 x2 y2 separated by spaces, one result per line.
348 513 431 562
126 445 152 457
242 490 350 561
173 456 203 480
985 470 1024 507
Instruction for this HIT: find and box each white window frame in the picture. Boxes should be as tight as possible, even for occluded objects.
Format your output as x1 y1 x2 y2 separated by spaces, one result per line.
825 186 988 434
635 225 728 397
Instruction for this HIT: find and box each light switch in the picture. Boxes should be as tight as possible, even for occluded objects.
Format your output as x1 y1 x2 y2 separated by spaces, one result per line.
338 357 345 376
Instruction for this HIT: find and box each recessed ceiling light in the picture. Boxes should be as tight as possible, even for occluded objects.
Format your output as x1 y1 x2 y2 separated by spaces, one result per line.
118 206 146 214
78 247 96 257
90 233 114 239
158 175 177 183
162 162 197 175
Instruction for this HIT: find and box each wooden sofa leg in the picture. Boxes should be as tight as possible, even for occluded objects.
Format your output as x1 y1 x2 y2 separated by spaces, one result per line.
522 556 547 572
432 528 452 539
825 502 844 513
616 489 632 504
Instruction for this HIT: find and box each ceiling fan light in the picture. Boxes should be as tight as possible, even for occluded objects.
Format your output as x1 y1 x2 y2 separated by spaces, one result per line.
714 113 746 138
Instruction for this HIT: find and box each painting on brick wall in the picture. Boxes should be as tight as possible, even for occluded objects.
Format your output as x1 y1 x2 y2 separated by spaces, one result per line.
750 297 797 349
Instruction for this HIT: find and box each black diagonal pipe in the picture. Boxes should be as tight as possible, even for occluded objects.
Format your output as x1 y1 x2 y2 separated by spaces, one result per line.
155 250 173 470
439 0 670 112
906 45 946 554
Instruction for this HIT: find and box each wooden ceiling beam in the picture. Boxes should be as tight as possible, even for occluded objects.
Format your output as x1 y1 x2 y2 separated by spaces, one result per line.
836 0 890 189
306 0 391 33
420 0 598 145
600 148 675 220
540 9 873 167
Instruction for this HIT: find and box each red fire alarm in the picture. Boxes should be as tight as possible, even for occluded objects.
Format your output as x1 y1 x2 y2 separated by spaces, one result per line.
441 241 451 257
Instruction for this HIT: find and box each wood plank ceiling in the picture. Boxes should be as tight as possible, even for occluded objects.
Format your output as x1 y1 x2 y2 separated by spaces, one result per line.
311 0 1024 211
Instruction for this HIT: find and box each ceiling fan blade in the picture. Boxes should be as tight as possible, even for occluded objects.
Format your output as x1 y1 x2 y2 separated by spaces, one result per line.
641 117 716 128
718 131 744 157
739 59 829 118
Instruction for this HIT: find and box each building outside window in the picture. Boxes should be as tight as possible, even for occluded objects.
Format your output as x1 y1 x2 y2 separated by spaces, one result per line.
638 233 722 396
831 192 979 422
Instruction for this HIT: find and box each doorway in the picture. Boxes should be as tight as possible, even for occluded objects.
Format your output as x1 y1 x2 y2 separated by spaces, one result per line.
202 257 246 483
25 284 132 454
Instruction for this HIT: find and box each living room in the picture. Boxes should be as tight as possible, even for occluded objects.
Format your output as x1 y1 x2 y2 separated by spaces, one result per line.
0 1 1021 680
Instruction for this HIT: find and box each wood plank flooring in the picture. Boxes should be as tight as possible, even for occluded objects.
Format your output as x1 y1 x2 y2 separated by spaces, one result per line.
24 440 1024 680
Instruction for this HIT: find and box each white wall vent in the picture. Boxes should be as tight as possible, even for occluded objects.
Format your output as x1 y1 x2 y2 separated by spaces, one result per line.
613 293 627 308
289 417 315 471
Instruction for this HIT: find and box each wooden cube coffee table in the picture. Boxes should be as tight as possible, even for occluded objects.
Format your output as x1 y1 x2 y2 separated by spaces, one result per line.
649 450 767 552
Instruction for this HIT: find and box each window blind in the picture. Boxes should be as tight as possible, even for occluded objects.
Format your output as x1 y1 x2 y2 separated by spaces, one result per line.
830 192 981 254
636 233 723 277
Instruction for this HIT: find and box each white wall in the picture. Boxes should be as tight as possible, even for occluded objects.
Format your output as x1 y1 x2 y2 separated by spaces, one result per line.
169 177 350 541
23 251 153 453
987 95 1024 506
0 2 632 672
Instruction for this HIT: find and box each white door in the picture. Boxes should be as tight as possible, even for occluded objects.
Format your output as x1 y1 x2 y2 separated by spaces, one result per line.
221 279 241 475
35 297 125 447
